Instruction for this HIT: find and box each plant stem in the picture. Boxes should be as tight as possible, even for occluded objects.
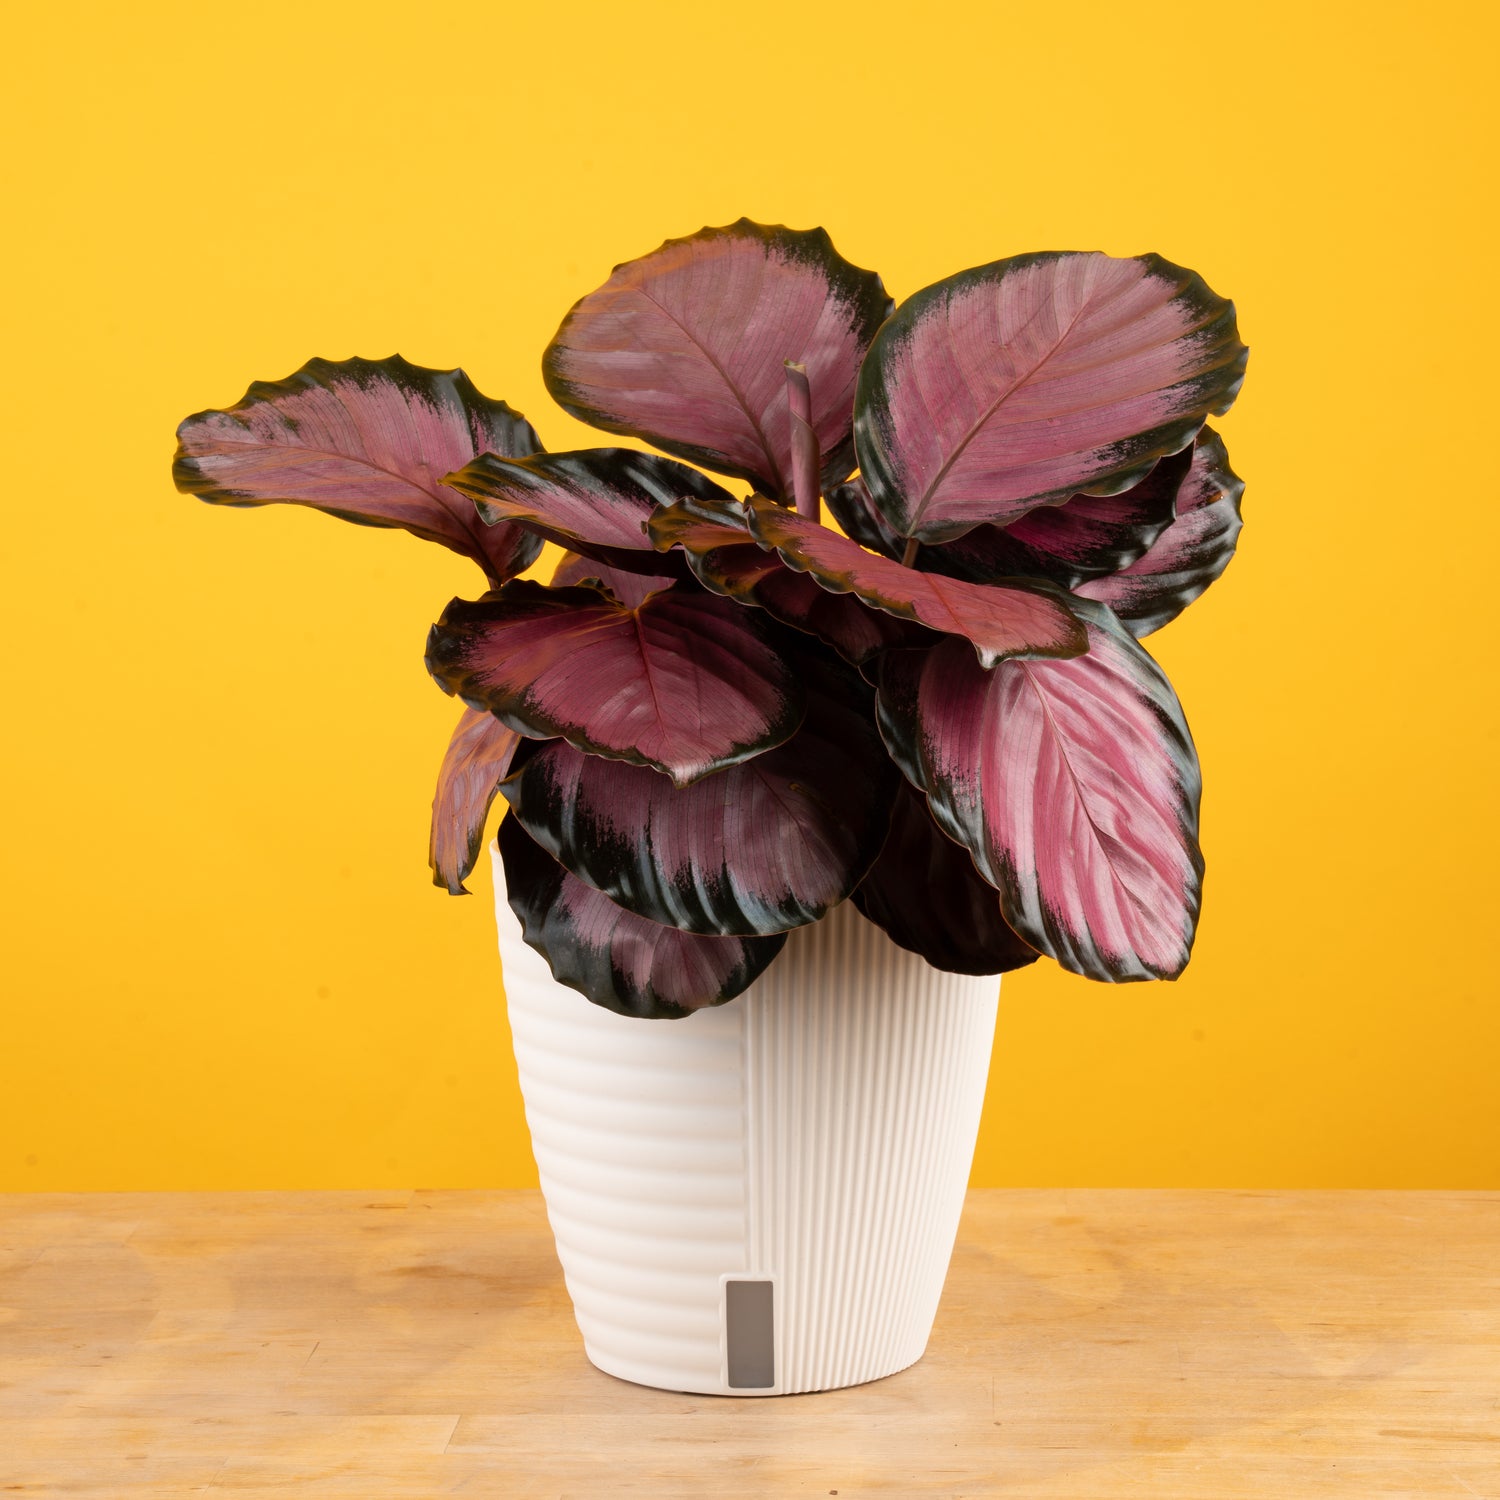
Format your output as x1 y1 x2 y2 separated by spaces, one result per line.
901 538 920 567
784 361 821 521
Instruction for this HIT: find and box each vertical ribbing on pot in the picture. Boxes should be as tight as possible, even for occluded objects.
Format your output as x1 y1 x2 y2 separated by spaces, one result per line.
742 898 1000 1394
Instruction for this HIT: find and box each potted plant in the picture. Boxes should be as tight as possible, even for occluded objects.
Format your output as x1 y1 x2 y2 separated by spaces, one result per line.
174 220 1247 1396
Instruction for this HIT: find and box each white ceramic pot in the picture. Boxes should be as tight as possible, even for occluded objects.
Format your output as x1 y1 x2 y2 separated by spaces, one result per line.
491 843 1000 1396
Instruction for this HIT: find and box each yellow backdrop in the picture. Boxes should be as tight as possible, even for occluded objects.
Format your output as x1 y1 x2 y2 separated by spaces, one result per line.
3 0 1494 1190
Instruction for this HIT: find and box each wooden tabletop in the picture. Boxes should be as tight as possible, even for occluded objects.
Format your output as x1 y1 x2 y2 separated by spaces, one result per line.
2 1189 1496 1497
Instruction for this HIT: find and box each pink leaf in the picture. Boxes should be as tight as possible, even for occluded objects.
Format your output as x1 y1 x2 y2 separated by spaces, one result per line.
502 644 897 935
747 497 1087 668
544 220 892 499
876 600 1203 981
429 708 521 895
499 815 786 1018
443 448 730 576
1076 427 1245 634
551 551 675 609
855 252 1247 543
174 355 543 584
425 581 804 786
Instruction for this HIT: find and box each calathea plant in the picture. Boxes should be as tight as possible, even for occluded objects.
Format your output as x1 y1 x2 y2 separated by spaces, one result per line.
174 220 1247 1018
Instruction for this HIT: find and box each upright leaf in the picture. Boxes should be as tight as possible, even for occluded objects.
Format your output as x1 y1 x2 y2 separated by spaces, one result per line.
444 448 727 576
1076 428 1245 634
877 600 1203 982
852 780 1040 976
429 707 522 895
425 581 804 786
499 815 786 1018
543 219 893 499
747 497 1087 668
855 252 1247 543
502 645 898 935
174 355 544 583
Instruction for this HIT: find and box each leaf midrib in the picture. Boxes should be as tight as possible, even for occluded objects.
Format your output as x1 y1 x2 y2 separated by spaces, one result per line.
903 266 1211 533
635 285 782 490
210 430 485 546
906 292 1097 534
1016 657 1162 938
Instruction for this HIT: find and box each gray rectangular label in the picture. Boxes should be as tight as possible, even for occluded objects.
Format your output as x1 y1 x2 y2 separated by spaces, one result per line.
725 1278 775 1389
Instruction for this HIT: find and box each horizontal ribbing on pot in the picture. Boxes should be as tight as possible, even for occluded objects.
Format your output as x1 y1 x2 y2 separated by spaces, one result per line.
494 867 748 1394
492 842 999 1396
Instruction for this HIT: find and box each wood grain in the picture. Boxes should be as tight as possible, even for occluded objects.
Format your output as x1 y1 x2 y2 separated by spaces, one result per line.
1 1190 1496 1497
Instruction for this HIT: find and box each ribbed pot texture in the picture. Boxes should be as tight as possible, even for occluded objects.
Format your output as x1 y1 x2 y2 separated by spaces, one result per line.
491 843 1001 1396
